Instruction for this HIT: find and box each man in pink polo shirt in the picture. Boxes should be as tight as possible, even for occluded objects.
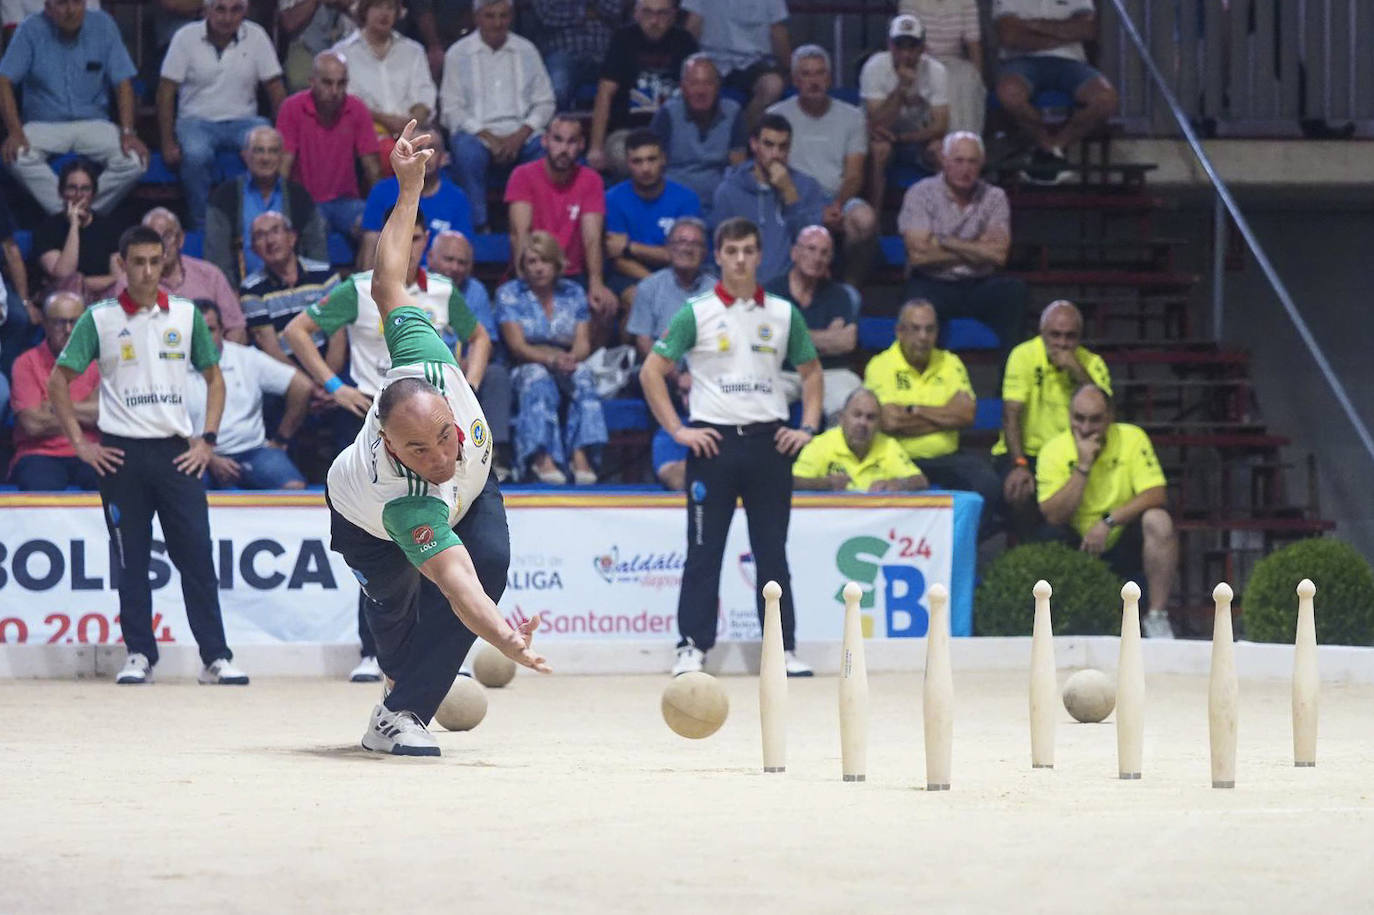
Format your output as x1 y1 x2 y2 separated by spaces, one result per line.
276 50 382 245
8 291 102 490
505 114 618 319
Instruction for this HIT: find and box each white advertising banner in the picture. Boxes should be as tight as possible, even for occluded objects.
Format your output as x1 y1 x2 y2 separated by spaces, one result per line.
0 493 969 648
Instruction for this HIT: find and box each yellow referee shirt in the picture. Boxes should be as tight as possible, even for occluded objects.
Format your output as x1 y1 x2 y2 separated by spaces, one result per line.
863 342 973 460
793 427 922 491
993 337 1112 457
1036 423 1166 548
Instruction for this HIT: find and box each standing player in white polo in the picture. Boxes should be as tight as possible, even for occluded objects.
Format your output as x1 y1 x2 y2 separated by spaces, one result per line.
284 204 493 684
48 225 250 686
640 217 823 677
325 121 549 757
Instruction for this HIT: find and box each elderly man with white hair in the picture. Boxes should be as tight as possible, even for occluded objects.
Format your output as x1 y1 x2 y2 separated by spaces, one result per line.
993 299 1111 537
898 129 1027 366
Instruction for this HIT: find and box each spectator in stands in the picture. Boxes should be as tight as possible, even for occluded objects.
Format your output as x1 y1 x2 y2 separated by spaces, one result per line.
206 125 329 287
902 0 985 134
649 54 746 219
587 0 697 176
0 0 147 216
1037 384 1175 638
496 230 607 485
899 130 1026 365
440 0 555 232
712 113 826 284
625 215 713 492
429 228 514 479
358 126 472 270
113 208 248 345
768 45 879 287
35 158 120 302
7 290 100 491
605 130 701 309
330 0 437 170
406 0 469 80
278 0 353 92
505 114 616 318
277 50 382 241
188 300 311 489
2 1 97 35
793 387 927 491
157 0 286 230
0 193 33 326
865 299 1001 534
861 14 949 212
530 0 623 112
992 0 1119 184
763 225 861 422
682 0 789 131
240 210 345 370
995 299 1111 538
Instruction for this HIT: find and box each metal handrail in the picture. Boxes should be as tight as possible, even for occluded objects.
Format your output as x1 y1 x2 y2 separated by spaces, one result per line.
1107 0 1374 472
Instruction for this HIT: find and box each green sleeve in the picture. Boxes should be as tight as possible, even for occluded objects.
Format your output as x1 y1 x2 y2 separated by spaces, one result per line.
381 495 464 567
786 305 820 365
446 285 477 343
307 276 360 336
54 308 99 374
384 304 459 370
651 304 697 361
190 306 221 371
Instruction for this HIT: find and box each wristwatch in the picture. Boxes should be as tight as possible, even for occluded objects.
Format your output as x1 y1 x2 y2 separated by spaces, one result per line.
1102 514 1119 529
800 424 818 436
202 431 218 447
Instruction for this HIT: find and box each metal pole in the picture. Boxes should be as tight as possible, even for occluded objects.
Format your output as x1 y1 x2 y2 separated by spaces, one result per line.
1108 0 1374 469
1212 191 1225 341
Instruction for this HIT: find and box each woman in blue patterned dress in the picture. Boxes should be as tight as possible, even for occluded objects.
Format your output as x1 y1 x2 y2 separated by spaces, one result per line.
496 231 608 484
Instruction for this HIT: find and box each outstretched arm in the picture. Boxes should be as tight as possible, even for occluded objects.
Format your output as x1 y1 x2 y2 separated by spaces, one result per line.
373 120 435 319
420 545 550 672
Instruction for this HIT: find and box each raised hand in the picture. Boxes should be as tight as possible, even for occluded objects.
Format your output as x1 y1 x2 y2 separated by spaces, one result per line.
390 119 434 185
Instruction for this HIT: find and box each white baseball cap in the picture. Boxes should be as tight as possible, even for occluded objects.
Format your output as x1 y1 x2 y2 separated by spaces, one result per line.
889 14 926 42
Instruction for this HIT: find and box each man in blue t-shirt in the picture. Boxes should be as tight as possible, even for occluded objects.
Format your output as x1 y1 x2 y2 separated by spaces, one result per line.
357 137 473 270
604 130 702 309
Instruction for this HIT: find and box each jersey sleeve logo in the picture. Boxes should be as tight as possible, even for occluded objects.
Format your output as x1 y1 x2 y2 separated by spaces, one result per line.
411 525 435 546
469 418 487 448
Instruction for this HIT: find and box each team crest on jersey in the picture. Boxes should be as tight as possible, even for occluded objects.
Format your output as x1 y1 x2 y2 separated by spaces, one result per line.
469 418 488 448
411 525 434 546
120 342 137 362
757 323 773 341
716 333 731 352
163 328 181 347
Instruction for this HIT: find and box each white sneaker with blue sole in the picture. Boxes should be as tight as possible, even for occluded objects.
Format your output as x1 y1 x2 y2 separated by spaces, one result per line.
361 704 440 757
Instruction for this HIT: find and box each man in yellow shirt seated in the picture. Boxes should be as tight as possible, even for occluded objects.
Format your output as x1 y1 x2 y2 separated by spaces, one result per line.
794 388 928 492
995 300 1111 537
865 299 1001 533
1037 385 1177 639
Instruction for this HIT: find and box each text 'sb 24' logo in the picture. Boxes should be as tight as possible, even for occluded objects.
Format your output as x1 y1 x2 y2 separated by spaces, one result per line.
834 531 931 637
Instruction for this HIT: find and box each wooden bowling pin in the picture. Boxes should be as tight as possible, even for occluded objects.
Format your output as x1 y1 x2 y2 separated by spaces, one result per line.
1293 578 1318 767
1029 579 1057 769
760 580 787 773
838 581 868 782
1116 581 1145 780
923 583 953 791
1209 582 1238 788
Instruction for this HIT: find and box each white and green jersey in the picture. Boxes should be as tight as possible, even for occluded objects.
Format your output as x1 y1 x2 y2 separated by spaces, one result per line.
326 305 493 567
56 290 219 439
652 283 819 424
307 268 476 397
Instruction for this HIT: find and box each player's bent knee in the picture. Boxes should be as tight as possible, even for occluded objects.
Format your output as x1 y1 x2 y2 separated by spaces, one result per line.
754 73 784 102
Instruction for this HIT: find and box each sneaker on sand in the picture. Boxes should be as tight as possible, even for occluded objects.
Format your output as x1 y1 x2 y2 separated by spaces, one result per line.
1142 610 1175 640
349 655 382 682
784 651 814 677
361 704 440 757
672 642 705 676
116 653 152 685
198 658 250 685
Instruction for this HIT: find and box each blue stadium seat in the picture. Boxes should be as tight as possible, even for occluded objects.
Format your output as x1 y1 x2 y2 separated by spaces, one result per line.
14 229 31 259
214 150 246 183
973 397 1003 431
879 235 904 266
326 232 354 266
182 230 203 258
141 151 179 185
472 233 511 264
603 397 650 432
858 315 1000 352
858 315 895 351
888 163 932 190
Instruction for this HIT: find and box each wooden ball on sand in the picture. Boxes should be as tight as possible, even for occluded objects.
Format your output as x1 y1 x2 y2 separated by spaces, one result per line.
435 675 488 731
473 644 517 688
1062 669 1116 723
661 672 729 739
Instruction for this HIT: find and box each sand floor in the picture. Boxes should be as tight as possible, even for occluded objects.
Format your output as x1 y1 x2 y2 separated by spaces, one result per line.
2 669 1372 914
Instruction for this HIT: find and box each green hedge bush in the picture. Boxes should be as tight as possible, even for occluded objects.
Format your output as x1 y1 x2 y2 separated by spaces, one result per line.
975 543 1124 636
1241 538 1374 645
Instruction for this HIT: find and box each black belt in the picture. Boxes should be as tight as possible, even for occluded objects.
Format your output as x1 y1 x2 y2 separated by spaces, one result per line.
693 420 783 437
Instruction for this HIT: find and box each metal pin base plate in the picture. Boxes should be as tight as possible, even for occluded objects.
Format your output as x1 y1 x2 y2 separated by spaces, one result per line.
842 774 865 782
1212 780 1235 788
1032 764 1053 769
1295 762 1316 768
927 783 950 791
763 767 785 773
1119 772 1141 780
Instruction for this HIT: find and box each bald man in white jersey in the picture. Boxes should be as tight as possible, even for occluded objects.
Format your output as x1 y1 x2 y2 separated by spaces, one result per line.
325 121 550 757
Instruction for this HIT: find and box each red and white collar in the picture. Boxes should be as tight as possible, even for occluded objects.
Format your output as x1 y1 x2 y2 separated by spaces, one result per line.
715 282 764 307
414 268 428 292
118 289 170 316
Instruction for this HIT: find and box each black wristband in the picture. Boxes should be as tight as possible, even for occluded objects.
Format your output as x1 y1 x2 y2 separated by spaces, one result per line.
202 431 218 447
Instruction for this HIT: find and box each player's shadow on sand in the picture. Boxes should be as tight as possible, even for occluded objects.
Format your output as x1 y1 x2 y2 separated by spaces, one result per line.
286 746 527 767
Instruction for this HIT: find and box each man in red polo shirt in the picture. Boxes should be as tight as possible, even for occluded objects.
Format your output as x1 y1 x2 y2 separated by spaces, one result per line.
8 291 102 490
505 114 618 320
276 51 383 246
